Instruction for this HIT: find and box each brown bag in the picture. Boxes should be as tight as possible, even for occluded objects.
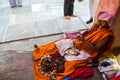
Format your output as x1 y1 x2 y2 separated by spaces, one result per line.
77 0 83 2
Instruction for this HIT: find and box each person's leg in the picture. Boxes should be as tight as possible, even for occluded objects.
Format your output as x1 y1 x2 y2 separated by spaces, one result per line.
64 0 71 19
86 0 94 24
9 0 17 8
89 0 94 19
69 0 76 17
17 0 22 7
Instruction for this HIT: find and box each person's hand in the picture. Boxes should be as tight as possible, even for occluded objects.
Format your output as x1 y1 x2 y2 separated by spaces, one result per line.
90 45 97 51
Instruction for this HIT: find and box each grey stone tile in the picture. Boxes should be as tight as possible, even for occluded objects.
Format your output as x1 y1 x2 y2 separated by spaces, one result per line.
0 16 10 42
56 17 87 32
32 12 55 21
8 13 33 26
0 24 7 42
10 5 32 14
0 68 33 80
4 23 35 42
0 0 9 8
0 51 33 73
0 34 63 51
30 0 63 3
0 7 11 16
34 20 61 36
79 16 93 28
0 16 10 25
31 3 51 13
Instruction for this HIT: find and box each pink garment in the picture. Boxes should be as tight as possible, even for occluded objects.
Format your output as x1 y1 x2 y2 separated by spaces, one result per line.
94 0 120 24
64 31 81 39
97 11 115 29
96 0 120 15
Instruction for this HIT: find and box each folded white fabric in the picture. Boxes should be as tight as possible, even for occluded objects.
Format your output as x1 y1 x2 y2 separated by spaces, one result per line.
55 39 91 61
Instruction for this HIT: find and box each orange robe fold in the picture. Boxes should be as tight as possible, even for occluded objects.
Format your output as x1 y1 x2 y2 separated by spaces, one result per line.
32 28 114 80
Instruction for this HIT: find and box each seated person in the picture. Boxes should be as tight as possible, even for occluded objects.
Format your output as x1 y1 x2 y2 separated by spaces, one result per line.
32 11 115 80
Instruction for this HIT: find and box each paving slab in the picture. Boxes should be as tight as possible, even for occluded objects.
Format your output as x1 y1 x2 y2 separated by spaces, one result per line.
0 34 64 51
0 0 90 42
0 50 34 80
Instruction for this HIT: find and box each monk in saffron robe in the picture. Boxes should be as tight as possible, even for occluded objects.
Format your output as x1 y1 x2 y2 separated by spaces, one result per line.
32 11 115 80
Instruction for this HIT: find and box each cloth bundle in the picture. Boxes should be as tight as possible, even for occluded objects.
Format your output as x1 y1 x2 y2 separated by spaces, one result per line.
98 58 120 79
64 30 89 39
37 54 65 76
64 31 81 39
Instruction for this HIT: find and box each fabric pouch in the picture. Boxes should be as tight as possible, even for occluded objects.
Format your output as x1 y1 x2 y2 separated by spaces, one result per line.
64 30 89 39
64 31 81 39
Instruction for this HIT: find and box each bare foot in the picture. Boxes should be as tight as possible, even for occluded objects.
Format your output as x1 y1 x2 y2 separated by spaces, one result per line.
65 16 70 20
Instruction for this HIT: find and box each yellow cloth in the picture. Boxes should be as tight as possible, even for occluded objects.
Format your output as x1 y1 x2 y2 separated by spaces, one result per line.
98 51 118 62
32 28 114 80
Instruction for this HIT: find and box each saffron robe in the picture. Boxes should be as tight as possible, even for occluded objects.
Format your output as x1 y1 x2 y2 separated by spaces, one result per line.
32 28 114 80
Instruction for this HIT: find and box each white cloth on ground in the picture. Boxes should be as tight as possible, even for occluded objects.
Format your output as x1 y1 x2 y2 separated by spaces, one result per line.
55 39 91 61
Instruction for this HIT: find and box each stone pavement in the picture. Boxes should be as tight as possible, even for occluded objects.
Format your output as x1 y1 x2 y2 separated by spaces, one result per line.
0 0 92 43
0 51 34 80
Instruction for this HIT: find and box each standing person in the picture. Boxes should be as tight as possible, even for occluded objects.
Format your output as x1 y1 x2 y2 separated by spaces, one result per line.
86 0 100 24
9 0 23 8
64 0 77 20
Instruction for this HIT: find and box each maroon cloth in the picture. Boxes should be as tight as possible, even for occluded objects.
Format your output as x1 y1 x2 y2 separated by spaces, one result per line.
81 30 89 37
69 67 93 79
111 75 120 80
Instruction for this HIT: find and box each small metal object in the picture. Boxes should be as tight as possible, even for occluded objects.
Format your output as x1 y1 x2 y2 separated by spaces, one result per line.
102 73 108 80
